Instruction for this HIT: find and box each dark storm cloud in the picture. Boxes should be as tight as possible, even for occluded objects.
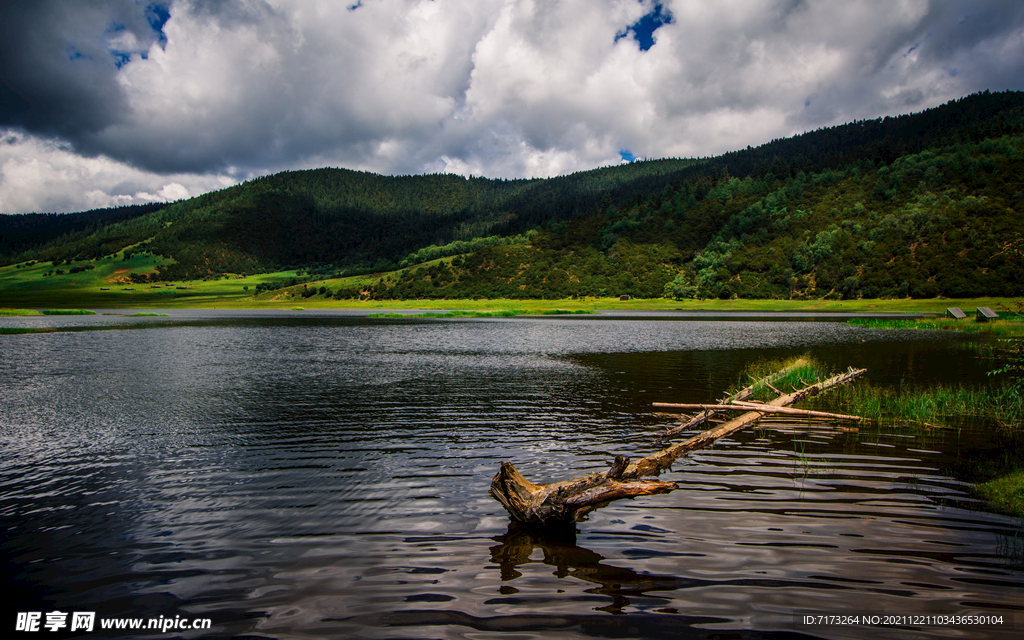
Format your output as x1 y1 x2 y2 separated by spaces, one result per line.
0 1 167 137
783 0 1024 131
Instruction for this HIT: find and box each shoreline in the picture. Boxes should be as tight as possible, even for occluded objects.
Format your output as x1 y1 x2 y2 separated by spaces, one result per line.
2 296 1018 315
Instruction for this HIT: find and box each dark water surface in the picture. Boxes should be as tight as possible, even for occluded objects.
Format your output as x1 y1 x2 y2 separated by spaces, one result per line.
1 311 1021 639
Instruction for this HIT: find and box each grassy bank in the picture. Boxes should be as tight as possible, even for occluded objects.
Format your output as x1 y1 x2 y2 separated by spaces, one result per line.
977 471 1024 517
849 316 1024 337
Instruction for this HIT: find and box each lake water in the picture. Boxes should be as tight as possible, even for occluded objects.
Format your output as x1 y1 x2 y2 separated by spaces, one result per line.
1 310 1022 639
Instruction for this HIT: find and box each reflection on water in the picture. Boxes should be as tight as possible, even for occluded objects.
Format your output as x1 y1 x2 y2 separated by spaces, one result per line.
1 312 1021 639
490 521 689 616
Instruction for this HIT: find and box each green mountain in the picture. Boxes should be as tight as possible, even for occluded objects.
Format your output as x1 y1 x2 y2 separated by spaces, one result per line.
3 90 1023 300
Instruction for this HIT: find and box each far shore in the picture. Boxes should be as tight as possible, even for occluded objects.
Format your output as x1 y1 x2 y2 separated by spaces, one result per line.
2 295 1019 316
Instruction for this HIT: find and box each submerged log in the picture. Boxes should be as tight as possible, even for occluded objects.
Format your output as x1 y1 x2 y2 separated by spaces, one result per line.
489 367 866 524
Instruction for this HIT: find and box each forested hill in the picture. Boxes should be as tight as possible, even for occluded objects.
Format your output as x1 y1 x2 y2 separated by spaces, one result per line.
3 90 1024 299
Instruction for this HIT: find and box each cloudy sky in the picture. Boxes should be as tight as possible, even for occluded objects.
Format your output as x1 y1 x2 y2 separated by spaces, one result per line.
2 0 1023 214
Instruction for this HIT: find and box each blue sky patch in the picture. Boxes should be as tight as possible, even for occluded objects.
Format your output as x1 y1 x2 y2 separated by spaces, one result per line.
619 149 636 163
111 50 132 69
146 3 170 47
616 2 673 51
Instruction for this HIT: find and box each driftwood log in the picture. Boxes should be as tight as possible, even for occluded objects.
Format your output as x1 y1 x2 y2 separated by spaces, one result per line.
489 367 866 524
652 402 863 421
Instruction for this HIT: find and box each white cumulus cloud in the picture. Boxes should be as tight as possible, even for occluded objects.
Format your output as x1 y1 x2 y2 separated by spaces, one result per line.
0 130 236 213
1 0 1023 212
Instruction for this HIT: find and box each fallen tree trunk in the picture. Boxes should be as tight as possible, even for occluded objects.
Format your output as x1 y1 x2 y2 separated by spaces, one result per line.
662 358 809 437
489 367 866 524
652 402 863 421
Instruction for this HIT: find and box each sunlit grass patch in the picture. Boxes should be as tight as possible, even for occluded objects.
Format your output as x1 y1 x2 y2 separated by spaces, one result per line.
976 471 1024 517
0 308 41 316
737 356 828 402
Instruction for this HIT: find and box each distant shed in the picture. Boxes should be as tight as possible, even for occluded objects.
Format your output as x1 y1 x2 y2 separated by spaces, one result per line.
976 307 999 322
946 307 967 319
619 294 630 301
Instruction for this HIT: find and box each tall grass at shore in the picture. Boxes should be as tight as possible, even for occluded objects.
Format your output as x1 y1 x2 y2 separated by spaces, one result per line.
848 317 1024 337
810 380 1024 517
807 381 1023 427
737 356 1024 516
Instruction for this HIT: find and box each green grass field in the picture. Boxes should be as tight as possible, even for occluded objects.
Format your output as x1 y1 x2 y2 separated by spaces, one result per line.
2 253 1021 316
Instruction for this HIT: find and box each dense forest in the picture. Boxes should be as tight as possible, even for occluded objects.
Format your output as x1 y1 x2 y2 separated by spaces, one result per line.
3 90 1023 299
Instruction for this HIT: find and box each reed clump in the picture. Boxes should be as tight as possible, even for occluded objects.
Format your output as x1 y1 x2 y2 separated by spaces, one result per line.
848 317 1024 337
738 356 829 403
808 381 1024 427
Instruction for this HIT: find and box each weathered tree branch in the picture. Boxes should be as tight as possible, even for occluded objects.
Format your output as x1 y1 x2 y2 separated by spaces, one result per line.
652 401 863 421
489 367 866 524
662 358 808 437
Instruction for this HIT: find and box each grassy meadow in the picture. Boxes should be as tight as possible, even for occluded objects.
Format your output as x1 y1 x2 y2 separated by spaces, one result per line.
2 253 1021 316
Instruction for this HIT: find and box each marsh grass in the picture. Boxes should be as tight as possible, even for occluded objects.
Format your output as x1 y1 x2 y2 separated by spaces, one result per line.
0 327 60 334
737 356 828 402
738 355 1024 516
848 317 1024 337
808 382 1024 427
793 440 811 480
40 309 96 315
977 471 1024 518
0 308 42 316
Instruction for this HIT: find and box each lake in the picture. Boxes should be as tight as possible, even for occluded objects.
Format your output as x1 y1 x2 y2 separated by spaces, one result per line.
1 310 1021 639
